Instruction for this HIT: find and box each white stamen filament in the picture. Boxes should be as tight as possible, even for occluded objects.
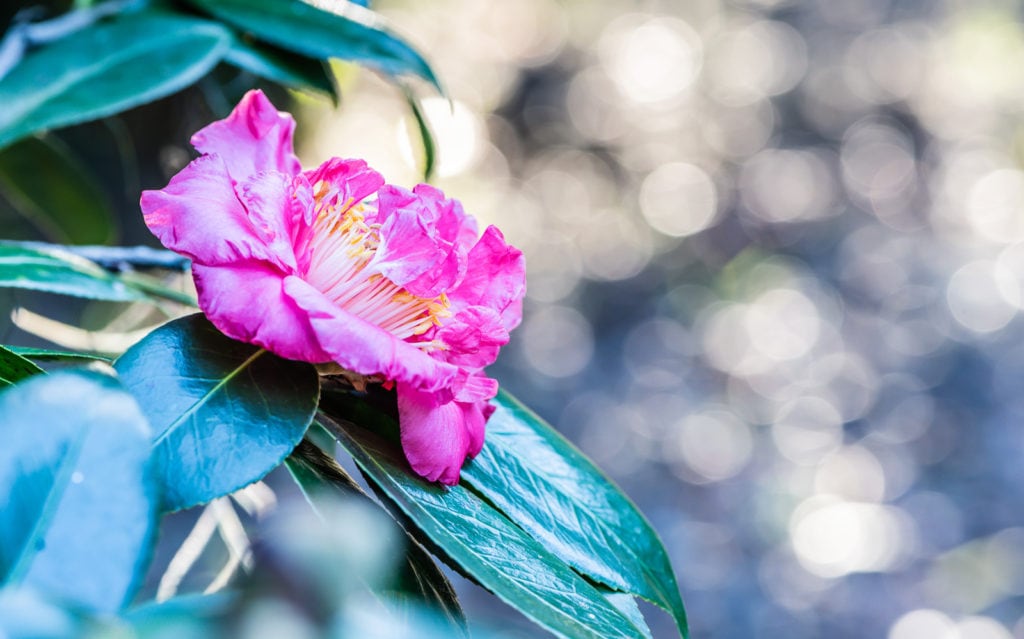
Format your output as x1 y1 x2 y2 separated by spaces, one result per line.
304 192 450 342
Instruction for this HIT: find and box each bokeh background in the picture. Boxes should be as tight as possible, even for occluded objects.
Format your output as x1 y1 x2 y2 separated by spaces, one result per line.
293 1 1024 637
3 0 1024 637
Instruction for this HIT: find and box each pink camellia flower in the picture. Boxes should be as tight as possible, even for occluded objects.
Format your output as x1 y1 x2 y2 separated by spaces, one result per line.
141 90 524 485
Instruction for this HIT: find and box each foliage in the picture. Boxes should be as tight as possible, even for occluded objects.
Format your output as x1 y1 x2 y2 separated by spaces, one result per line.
0 1 687 637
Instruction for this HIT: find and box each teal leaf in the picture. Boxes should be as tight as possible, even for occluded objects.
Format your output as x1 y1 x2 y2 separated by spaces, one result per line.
286 438 466 632
462 391 688 637
0 370 157 613
0 242 147 301
114 313 319 511
0 344 44 386
225 35 337 100
320 413 652 639
402 85 436 182
5 346 112 364
185 0 441 93
0 136 117 244
0 10 231 149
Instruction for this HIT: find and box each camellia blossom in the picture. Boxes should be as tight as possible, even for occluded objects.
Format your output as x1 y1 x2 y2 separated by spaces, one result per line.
141 90 525 485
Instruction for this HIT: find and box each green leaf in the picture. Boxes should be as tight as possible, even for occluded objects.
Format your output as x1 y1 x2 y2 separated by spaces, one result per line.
0 242 148 301
603 590 653 639
0 10 231 149
0 344 44 386
320 414 651 639
286 438 467 633
114 313 319 511
402 85 436 182
6 346 112 364
185 0 441 93
0 136 117 244
225 35 337 100
0 370 157 613
462 391 688 638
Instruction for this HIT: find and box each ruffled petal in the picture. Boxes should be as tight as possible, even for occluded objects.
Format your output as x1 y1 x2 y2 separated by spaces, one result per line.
238 171 302 272
193 263 328 363
435 306 509 368
397 383 472 485
141 154 289 270
190 89 301 182
448 226 525 331
461 399 489 458
283 276 458 393
302 157 384 226
369 185 471 298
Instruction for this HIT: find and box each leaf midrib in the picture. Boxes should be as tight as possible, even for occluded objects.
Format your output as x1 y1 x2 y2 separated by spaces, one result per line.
152 348 265 447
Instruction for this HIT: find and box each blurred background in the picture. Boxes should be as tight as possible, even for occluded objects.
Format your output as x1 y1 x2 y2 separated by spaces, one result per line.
293 1 1024 637
3 0 1024 637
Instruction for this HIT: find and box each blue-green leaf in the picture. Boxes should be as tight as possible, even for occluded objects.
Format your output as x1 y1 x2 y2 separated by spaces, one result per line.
114 313 319 511
320 413 651 639
0 242 148 301
225 35 337 100
0 10 231 149
185 0 441 93
462 391 688 637
0 370 157 613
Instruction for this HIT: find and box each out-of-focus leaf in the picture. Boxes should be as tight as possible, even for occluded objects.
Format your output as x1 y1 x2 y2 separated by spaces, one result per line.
11 241 190 271
0 588 82 638
225 35 336 100
461 391 688 637
0 370 157 613
320 414 652 639
114 313 319 511
0 136 116 244
0 10 230 149
286 439 466 633
403 85 436 182
0 242 147 301
185 0 441 93
0 344 43 386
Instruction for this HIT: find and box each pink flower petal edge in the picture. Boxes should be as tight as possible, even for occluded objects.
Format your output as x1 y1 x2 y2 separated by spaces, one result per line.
140 90 525 485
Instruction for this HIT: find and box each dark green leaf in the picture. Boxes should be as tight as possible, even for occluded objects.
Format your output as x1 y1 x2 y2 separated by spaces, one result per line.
225 35 337 100
0 136 117 244
0 242 148 301
0 370 157 613
114 313 319 511
403 85 436 182
0 344 43 386
6 346 112 364
462 391 688 637
186 0 441 92
321 414 651 639
0 10 231 149
286 438 466 633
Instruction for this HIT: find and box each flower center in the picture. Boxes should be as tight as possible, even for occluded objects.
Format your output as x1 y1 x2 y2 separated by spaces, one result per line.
304 182 450 342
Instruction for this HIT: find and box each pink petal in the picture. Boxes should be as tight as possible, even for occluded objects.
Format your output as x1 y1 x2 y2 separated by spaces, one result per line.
397 384 472 485
302 158 384 225
141 154 290 270
190 90 301 182
369 185 469 298
282 276 458 394
453 373 499 404
193 262 328 363
448 226 525 331
461 399 489 458
238 171 302 272
435 306 509 368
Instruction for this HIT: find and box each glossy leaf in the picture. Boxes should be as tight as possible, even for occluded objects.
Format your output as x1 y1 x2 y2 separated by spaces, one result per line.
0 344 43 386
6 346 112 364
114 313 319 511
286 438 466 632
225 35 336 100
186 0 441 92
321 414 651 639
462 391 688 637
0 11 230 149
0 136 116 244
0 370 157 613
0 242 148 301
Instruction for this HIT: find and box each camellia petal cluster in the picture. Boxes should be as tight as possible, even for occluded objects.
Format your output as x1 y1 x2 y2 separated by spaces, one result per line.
141 90 525 485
